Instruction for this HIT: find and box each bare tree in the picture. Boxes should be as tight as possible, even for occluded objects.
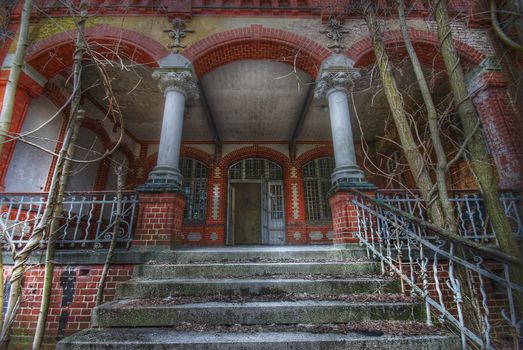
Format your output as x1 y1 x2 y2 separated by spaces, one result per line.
96 166 124 307
0 0 33 159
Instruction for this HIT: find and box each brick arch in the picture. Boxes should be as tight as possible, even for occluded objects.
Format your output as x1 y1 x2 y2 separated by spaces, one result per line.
220 145 291 174
294 145 334 172
183 25 331 79
26 24 169 80
346 28 486 70
81 118 113 151
181 146 213 167
142 146 212 176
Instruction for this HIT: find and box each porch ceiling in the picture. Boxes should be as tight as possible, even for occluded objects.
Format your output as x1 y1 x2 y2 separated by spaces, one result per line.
78 59 448 143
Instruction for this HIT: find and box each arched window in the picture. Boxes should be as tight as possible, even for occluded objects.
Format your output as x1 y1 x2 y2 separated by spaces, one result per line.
302 157 334 222
180 158 208 223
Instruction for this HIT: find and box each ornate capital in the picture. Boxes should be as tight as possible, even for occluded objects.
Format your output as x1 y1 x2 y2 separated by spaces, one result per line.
152 70 199 100
314 69 361 99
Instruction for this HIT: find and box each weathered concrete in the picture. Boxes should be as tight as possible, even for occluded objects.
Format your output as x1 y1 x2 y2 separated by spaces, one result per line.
0 246 367 266
133 261 380 279
93 300 423 327
159 245 369 263
57 328 460 350
116 277 400 299
57 246 458 349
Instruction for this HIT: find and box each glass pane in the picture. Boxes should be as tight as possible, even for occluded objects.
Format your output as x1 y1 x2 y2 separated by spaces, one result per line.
302 157 334 222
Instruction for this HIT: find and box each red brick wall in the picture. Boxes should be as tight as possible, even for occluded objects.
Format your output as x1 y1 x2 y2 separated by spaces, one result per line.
469 71 523 189
133 192 186 247
328 190 373 245
5 264 133 349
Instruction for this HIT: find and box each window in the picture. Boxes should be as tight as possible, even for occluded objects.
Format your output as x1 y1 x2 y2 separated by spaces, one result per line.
303 157 334 222
228 158 283 180
180 158 208 223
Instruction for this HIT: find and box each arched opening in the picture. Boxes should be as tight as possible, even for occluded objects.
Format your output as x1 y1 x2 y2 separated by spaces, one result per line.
227 158 285 245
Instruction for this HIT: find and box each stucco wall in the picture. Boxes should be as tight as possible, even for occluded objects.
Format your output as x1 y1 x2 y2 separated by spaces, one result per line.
4 96 63 192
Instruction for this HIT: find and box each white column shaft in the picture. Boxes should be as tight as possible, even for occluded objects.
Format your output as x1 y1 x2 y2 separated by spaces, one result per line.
327 89 357 169
157 88 185 169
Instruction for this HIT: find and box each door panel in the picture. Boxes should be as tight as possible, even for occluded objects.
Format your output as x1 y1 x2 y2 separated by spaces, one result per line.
233 183 261 245
268 182 285 245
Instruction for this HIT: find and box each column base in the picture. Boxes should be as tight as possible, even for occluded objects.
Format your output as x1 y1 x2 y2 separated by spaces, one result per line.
138 165 183 192
331 165 365 184
132 192 186 248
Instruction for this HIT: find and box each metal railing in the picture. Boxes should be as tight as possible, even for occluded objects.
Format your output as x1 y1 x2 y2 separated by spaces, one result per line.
376 190 523 243
0 191 138 250
353 190 523 350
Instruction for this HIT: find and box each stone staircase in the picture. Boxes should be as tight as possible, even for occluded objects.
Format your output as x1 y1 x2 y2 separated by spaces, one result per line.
57 246 459 349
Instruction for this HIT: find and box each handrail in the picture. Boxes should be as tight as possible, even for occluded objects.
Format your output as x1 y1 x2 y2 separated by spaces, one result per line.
350 188 523 349
351 189 522 266
0 192 138 249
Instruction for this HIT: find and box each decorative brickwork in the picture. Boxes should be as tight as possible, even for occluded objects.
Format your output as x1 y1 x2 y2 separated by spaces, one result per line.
347 28 486 69
183 24 331 78
26 24 168 79
133 192 186 247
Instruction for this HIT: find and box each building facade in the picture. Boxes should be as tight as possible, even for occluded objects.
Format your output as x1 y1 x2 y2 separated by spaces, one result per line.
0 0 521 347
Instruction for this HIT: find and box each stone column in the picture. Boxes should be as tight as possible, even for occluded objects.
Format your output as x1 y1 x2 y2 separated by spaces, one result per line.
142 70 199 190
315 68 364 185
134 70 198 249
315 55 374 246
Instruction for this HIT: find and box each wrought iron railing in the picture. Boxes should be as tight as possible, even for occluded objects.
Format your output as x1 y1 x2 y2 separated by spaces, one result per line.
353 190 523 350
0 191 137 250
376 190 523 243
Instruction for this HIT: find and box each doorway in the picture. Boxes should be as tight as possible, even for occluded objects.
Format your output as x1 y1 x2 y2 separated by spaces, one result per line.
232 183 261 244
227 158 286 245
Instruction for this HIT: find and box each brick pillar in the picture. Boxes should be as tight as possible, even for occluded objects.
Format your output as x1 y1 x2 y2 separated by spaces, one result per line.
468 60 523 189
203 162 226 245
286 165 308 244
132 192 185 248
329 186 375 245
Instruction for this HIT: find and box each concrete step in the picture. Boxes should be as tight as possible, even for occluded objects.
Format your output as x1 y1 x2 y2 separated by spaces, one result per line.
133 261 380 279
56 328 460 350
93 299 423 328
116 277 400 299
144 245 368 264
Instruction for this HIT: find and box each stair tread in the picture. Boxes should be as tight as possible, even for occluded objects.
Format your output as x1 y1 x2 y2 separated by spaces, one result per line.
57 326 459 350
127 277 390 283
101 299 419 309
140 261 375 266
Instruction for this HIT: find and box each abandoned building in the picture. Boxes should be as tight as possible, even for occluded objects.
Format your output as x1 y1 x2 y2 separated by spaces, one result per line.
0 0 521 349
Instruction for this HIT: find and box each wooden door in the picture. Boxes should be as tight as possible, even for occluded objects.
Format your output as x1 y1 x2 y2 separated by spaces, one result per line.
233 183 261 244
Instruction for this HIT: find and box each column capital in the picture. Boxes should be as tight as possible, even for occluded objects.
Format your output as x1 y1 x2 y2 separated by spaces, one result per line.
314 69 361 98
152 70 199 100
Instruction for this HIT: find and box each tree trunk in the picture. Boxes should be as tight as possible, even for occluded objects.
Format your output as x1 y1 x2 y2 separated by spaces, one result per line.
362 1 446 228
433 0 522 261
96 167 124 306
0 0 33 158
433 1 523 326
31 2 88 348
